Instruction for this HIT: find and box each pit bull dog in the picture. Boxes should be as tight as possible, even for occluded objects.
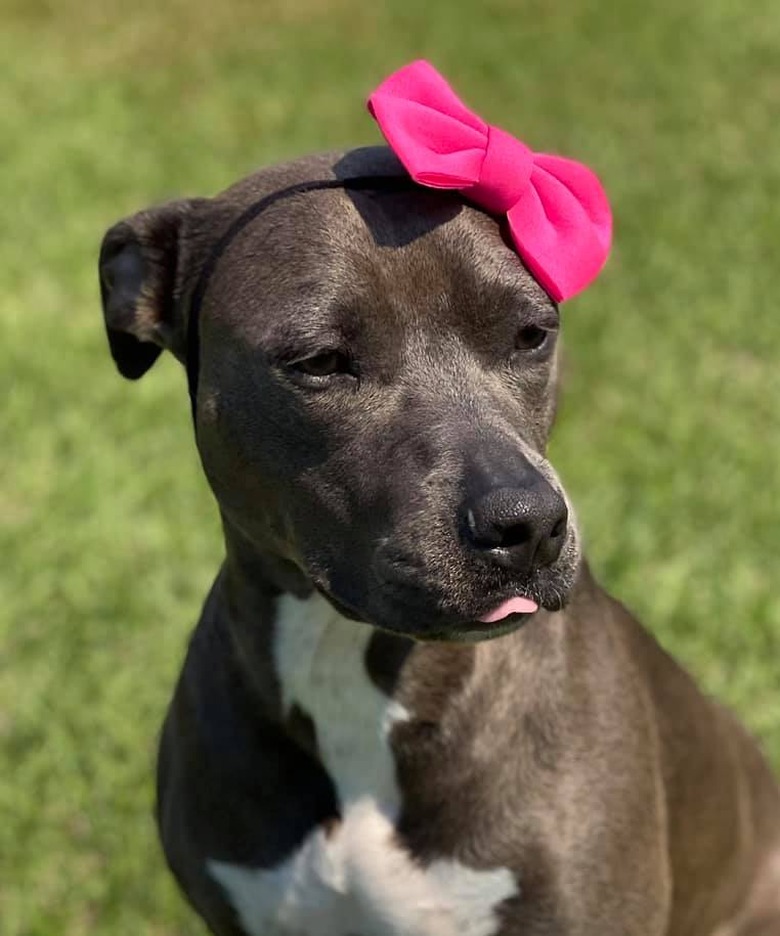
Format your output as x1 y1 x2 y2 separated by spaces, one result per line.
98 139 780 936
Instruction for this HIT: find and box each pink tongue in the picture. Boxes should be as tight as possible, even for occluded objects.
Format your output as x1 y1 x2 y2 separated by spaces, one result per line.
478 596 538 623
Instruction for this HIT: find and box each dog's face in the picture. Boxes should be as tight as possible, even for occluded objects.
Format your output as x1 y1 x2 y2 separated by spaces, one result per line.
100 148 581 641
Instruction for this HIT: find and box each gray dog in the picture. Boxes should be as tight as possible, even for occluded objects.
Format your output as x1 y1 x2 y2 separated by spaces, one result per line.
99 144 780 935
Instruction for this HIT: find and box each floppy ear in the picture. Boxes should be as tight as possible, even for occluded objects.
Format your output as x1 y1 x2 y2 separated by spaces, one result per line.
98 199 202 379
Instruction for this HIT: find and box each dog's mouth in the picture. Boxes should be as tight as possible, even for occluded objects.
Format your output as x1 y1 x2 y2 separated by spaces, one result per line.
308 520 579 642
444 594 540 643
313 577 560 643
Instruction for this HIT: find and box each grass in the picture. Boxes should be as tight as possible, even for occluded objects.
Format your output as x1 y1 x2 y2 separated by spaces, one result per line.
1 0 779 932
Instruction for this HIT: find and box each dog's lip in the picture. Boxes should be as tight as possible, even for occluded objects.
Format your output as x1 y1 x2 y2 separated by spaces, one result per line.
444 613 534 642
315 578 541 643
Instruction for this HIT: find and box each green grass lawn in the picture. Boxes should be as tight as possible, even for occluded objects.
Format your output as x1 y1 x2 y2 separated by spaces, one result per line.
1 0 779 932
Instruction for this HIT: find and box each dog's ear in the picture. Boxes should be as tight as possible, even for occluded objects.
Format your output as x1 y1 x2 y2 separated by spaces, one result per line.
98 199 203 380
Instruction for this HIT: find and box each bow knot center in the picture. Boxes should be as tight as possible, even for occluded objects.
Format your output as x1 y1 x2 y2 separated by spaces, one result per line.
468 125 534 215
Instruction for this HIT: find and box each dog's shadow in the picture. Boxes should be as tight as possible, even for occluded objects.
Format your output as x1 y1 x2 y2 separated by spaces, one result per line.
334 147 463 248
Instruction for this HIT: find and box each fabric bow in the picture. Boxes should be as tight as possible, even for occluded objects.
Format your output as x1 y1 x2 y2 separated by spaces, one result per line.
368 60 612 302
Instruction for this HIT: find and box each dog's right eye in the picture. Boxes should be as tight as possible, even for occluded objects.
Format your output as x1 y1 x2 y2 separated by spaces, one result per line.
287 351 354 382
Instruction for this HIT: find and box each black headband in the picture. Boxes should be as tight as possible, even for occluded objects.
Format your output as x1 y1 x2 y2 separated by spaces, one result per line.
185 174 417 424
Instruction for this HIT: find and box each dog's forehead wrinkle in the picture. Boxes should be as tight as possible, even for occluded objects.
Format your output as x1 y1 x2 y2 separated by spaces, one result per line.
354 247 552 354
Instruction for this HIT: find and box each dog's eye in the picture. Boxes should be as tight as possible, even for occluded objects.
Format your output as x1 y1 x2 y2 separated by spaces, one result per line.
289 351 352 379
515 325 551 353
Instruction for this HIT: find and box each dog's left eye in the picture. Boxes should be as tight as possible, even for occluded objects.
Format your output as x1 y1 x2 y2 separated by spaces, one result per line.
515 325 551 352
288 351 353 381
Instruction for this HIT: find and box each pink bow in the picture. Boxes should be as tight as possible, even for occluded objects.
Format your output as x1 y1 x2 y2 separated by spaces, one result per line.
368 60 612 302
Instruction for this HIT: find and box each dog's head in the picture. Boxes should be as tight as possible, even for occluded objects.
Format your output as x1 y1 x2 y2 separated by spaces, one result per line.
99 147 581 641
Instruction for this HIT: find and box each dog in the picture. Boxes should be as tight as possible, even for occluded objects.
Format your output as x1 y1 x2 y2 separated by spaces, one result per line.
98 123 780 936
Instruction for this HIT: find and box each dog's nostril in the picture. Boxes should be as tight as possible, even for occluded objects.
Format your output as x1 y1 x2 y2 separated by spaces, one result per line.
496 521 533 550
466 508 532 550
550 516 567 540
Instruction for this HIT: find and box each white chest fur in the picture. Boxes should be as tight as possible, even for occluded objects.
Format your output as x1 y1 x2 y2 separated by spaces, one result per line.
208 593 517 936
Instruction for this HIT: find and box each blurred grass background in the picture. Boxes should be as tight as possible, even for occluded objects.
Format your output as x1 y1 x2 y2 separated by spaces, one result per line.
1 0 778 932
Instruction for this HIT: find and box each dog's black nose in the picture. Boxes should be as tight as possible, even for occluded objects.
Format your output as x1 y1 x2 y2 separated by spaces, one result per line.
462 476 568 574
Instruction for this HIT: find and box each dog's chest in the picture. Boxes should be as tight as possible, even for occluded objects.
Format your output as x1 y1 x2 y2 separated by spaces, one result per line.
207 593 517 936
